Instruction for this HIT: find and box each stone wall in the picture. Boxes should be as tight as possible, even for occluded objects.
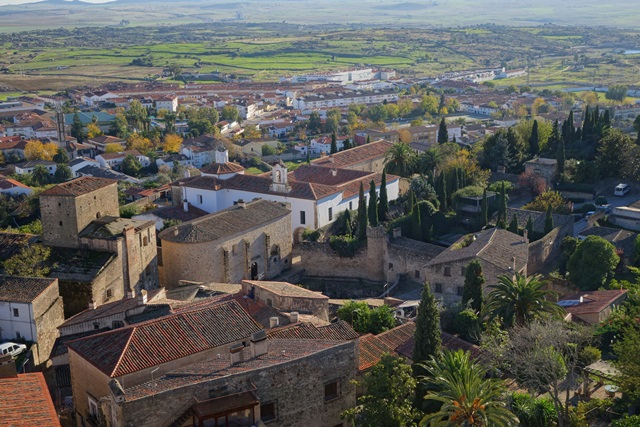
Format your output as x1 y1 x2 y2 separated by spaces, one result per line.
41 182 119 248
528 215 573 274
300 227 386 282
69 348 114 427
110 341 357 427
161 214 292 288
32 280 64 366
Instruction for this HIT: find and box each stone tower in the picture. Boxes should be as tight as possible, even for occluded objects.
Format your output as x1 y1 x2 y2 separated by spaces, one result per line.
269 160 291 193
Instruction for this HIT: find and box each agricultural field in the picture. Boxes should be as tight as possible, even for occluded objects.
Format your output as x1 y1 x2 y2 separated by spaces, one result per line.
0 22 640 92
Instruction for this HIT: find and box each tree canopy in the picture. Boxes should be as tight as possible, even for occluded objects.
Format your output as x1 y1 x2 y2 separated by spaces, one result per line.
566 235 619 290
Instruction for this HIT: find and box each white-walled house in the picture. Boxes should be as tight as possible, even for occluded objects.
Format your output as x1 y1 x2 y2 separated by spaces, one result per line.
11 161 57 176
0 178 33 196
181 145 217 168
170 149 400 235
96 150 151 170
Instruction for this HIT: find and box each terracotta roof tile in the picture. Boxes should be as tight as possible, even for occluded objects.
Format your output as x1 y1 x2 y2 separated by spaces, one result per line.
0 276 57 303
158 199 290 244
312 140 393 169
67 299 262 377
559 289 628 317
201 162 245 175
40 176 116 197
98 149 142 160
0 373 60 427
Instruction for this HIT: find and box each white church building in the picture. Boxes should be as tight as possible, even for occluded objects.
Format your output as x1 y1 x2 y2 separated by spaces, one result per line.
170 148 400 236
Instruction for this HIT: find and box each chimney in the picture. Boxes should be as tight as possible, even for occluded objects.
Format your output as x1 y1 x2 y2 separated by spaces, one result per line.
138 289 148 305
183 169 191 178
0 355 17 379
237 199 247 209
250 330 268 358
88 300 96 310
173 227 179 236
512 256 516 272
320 151 327 158
125 290 134 299
330 169 337 177
328 154 334 163
290 312 299 323
183 199 188 213
392 227 402 239
523 229 528 243
230 342 244 365
269 317 279 329
579 296 584 303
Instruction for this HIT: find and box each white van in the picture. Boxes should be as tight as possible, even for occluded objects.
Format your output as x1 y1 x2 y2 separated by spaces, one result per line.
0 342 26 357
615 184 630 196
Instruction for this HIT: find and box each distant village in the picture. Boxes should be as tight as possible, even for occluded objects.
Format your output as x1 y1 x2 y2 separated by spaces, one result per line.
1 62 640 427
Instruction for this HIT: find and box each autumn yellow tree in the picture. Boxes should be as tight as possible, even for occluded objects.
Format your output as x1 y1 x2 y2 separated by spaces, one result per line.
43 143 58 160
105 143 124 153
163 134 183 153
86 123 103 139
531 98 546 116
126 133 152 153
25 140 57 161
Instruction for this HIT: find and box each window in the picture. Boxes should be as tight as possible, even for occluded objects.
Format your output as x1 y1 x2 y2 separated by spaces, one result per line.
328 207 333 221
435 283 443 293
444 266 451 277
260 402 276 423
415 270 420 279
325 381 339 401
197 194 203 204
143 236 149 246
106 288 113 299
300 211 306 225
266 298 273 307
349 201 353 210
12 308 18 317
59 221 63 227
457 286 464 296
112 320 124 329
88 396 99 417
461 266 466 276
388 262 394 270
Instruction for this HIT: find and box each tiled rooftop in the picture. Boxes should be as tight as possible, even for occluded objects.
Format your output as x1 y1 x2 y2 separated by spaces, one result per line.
559 289 628 316
158 199 290 244
67 300 262 377
79 216 153 240
0 232 39 261
0 276 57 304
243 280 329 299
200 162 245 175
312 140 393 169
40 176 116 197
0 373 60 427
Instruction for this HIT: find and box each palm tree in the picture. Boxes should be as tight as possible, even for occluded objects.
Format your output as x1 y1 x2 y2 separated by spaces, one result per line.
483 273 563 328
384 142 415 177
31 165 51 186
419 350 518 427
416 147 443 177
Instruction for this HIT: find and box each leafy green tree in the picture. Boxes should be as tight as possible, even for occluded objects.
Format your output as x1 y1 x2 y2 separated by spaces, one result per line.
261 144 277 156
109 112 130 139
378 170 389 222
31 165 51 186
529 119 539 156
483 273 562 327
2 244 52 277
342 354 419 427
612 416 640 427
220 105 240 122
357 182 368 241
308 111 322 134
437 117 448 144
337 300 370 332
125 100 149 132
418 350 518 427
596 129 635 179
368 180 378 227
605 84 628 102
567 236 619 290
53 147 70 164
70 112 86 142
369 305 397 334
509 393 557 427
462 260 485 312
121 154 142 177
188 118 215 137
413 282 442 365
523 190 571 214
54 164 73 183
384 142 415 178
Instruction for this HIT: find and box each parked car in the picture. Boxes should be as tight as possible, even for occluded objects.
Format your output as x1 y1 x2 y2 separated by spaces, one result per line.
0 342 27 357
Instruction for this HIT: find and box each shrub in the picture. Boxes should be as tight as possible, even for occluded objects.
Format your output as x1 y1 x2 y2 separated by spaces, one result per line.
119 205 139 218
595 195 608 206
578 203 596 214
329 235 362 258
578 345 601 368
613 416 640 427
510 392 557 427
453 309 480 343
302 228 321 242
488 180 515 193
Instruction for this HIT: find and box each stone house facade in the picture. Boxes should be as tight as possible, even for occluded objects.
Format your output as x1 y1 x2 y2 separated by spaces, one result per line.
158 200 292 288
0 276 64 367
241 280 329 322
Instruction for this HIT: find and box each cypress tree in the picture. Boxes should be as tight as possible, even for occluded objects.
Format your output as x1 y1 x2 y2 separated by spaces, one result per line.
343 209 353 237
306 151 310 164
497 182 507 228
343 138 351 150
378 170 388 222
411 196 422 241
366 135 371 144
71 112 86 143
567 110 575 143
452 135 457 143
413 282 442 365
603 109 611 129
526 215 534 241
529 119 539 156
330 131 338 154
357 182 368 241
557 135 565 175
544 204 554 235
437 117 448 144
368 180 378 227
480 188 488 227
508 213 518 234
462 260 485 312
583 105 592 139
405 189 414 215
437 172 447 210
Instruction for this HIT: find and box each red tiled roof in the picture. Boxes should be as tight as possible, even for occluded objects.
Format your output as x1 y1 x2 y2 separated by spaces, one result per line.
0 276 57 304
200 162 245 175
40 176 116 197
560 289 628 316
67 300 262 377
0 178 30 189
312 140 393 169
99 149 142 160
268 320 358 340
0 373 61 427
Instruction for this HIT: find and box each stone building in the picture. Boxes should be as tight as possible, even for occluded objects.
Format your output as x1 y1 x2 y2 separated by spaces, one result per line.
0 276 64 366
159 199 292 288
40 177 159 317
524 157 558 185
425 228 529 305
67 298 357 427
